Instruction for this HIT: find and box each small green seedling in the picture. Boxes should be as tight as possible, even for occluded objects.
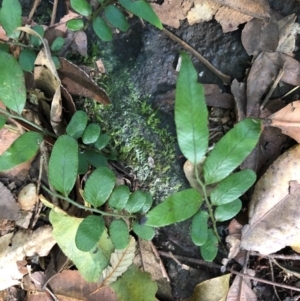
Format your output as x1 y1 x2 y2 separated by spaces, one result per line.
144 53 261 261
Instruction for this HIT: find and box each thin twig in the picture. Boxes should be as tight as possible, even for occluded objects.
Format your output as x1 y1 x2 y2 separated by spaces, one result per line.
27 265 59 301
250 252 300 261
150 242 170 282
269 257 281 301
138 237 146 271
160 252 300 293
159 251 222 270
50 0 59 26
28 0 41 23
230 269 300 293
261 68 285 110
282 86 300 99
162 27 231 85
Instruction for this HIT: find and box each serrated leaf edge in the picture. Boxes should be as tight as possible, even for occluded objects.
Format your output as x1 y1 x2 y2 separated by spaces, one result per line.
101 236 136 286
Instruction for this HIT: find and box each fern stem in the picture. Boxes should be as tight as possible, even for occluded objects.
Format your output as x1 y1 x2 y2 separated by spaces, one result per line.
0 108 57 138
194 166 221 244
42 184 135 218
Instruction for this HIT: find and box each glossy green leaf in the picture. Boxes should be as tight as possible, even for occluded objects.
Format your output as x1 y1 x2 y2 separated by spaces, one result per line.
191 211 208 246
140 192 153 213
78 151 89 174
29 25 44 47
70 0 92 16
0 115 6 129
84 150 108 168
132 221 155 240
204 119 261 185
50 210 114 282
19 48 36 72
0 0 21 39
51 55 61 69
108 185 130 210
200 229 218 262
51 36 65 52
93 17 113 42
214 199 242 222
82 123 101 144
94 134 110 150
0 43 9 52
175 52 208 165
210 170 256 206
0 51 26 114
111 265 158 301
66 110 88 139
84 167 116 207
48 135 78 196
118 0 162 29
145 189 202 227
75 215 105 252
0 131 43 171
109 219 129 249
67 19 84 31
104 5 129 32
125 190 147 213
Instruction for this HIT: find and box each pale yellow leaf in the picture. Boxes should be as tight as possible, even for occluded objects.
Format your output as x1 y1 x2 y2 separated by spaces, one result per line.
101 236 136 286
185 274 230 301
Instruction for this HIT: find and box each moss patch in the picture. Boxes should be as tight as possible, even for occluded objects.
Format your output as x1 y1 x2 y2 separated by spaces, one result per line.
81 29 185 202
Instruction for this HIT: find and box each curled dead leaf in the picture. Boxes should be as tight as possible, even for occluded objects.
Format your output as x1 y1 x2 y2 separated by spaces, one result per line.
241 145 300 254
268 101 300 143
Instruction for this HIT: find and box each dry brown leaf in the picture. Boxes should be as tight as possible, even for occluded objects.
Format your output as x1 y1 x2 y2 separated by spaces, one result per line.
58 57 110 105
277 14 300 55
187 0 220 25
241 17 279 56
185 274 230 301
25 270 118 301
0 225 55 290
241 145 300 254
18 26 64 135
215 6 252 33
213 0 270 19
151 0 193 28
226 270 257 301
0 182 20 220
231 79 246 120
268 101 300 143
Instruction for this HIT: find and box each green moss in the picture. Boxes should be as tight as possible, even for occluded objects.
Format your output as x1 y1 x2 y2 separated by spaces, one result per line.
82 40 183 201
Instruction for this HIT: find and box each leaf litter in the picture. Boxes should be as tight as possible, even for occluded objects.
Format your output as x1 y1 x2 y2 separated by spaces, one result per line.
2 0 300 300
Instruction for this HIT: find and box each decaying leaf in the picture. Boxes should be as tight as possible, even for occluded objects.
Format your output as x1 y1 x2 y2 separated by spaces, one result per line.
185 274 230 301
0 182 20 220
213 0 270 19
226 269 257 301
152 0 269 32
241 145 300 254
24 270 118 301
101 236 136 286
242 17 279 56
18 26 64 135
277 14 300 55
17 183 37 211
246 52 300 117
215 6 252 33
58 57 110 105
0 225 55 290
151 0 193 28
268 101 300 143
187 0 220 26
